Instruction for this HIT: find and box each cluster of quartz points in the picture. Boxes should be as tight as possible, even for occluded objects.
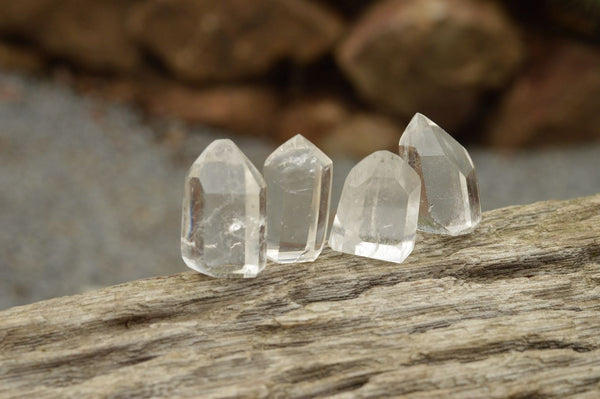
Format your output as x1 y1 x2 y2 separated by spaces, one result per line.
181 113 480 278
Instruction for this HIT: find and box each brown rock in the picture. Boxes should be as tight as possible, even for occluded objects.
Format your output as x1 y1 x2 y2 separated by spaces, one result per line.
38 0 141 72
276 97 351 143
0 0 53 32
72 76 143 104
336 0 524 132
144 84 280 136
0 42 45 73
276 97 402 159
131 0 344 82
0 0 141 72
320 113 401 159
488 40 600 148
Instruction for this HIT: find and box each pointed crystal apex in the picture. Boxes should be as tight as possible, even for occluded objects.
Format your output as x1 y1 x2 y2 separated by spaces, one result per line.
328 151 421 264
399 113 481 235
264 135 332 263
181 139 267 278
282 134 313 149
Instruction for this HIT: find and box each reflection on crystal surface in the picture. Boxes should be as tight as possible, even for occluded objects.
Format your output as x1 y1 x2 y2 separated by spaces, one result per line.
181 139 266 278
329 151 421 263
264 134 332 263
399 113 481 235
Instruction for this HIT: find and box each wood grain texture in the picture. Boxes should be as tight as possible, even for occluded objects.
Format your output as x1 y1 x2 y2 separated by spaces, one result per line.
2 195 600 398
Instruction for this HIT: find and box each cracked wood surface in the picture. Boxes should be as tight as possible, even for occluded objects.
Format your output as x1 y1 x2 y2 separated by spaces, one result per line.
2 195 600 398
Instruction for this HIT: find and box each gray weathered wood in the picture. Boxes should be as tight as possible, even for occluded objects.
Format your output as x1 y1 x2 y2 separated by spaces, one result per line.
2 195 600 398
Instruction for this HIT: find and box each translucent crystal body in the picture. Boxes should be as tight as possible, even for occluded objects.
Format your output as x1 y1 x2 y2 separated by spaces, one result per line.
181 139 267 278
399 113 481 235
328 151 421 263
263 134 333 263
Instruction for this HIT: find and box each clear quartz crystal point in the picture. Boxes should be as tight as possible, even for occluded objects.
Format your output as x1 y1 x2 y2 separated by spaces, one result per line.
399 113 481 235
263 134 333 263
180 139 267 278
329 150 421 264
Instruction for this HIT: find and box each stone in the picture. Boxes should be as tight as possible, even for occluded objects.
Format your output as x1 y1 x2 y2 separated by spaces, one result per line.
399 113 481 235
73 76 141 105
0 0 141 72
276 97 350 144
276 99 404 160
181 139 267 278
145 84 280 137
131 0 344 82
37 0 141 72
336 0 524 131
0 42 44 73
487 39 600 148
263 134 332 263
329 150 421 263
0 0 53 33
321 113 402 159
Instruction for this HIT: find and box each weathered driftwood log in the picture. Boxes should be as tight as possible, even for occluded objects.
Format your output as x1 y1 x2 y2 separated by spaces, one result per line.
2 195 600 398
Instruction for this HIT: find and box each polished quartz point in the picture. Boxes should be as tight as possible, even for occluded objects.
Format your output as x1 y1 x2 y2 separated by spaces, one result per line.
181 139 266 278
399 113 481 235
329 150 421 263
263 134 332 263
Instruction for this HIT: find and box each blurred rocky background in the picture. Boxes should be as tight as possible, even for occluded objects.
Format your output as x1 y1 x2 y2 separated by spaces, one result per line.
2 0 600 309
1 0 599 154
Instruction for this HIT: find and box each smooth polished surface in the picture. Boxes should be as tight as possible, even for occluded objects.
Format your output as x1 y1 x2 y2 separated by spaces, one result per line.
181 139 266 278
329 151 421 263
399 113 481 235
264 135 332 263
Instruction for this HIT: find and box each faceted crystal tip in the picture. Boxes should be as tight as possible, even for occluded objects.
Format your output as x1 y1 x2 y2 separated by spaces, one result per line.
189 139 266 187
328 150 421 264
399 113 481 236
181 139 267 278
264 134 332 166
264 134 333 264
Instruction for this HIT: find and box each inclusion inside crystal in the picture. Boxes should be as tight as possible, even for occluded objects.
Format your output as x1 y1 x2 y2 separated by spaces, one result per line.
181 139 266 278
399 113 481 235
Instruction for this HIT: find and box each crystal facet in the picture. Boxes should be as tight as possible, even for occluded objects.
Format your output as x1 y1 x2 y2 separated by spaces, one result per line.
399 113 481 235
328 150 421 263
263 134 333 263
181 139 267 278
